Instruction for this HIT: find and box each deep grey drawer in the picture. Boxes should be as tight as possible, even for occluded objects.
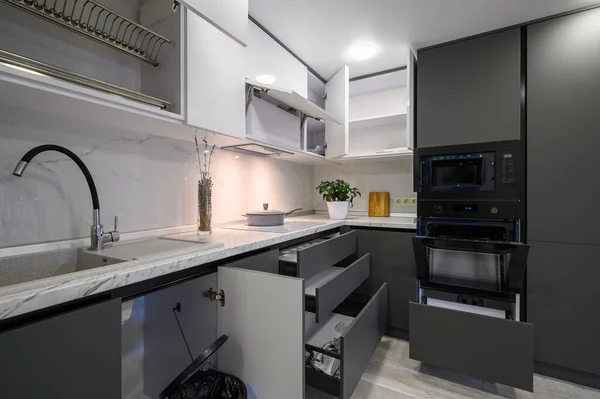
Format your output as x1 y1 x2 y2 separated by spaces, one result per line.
305 283 387 399
409 302 533 391
296 231 357 279
305 254 371 323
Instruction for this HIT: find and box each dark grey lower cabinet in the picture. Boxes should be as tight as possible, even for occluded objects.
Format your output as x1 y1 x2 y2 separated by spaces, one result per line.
0 299 121 398
410 302 533 391
354 229 417 335
528 241 600 376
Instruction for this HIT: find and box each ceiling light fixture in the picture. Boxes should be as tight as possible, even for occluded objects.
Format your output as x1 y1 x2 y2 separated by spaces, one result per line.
256 74 276 85
348 44 378 61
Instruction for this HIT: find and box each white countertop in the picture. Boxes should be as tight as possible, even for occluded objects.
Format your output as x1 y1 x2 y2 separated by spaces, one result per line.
0 215 415 321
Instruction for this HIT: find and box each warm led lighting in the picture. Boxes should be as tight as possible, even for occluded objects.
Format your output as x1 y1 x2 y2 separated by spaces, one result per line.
1 62 45 76
348 44 378 61
256 74 276 85
234 155 240 159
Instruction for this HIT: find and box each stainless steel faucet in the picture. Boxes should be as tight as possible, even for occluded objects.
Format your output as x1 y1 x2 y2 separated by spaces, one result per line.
12 144 120 251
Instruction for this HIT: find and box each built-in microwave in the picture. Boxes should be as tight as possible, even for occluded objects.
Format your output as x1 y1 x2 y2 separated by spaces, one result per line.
415 141 522 201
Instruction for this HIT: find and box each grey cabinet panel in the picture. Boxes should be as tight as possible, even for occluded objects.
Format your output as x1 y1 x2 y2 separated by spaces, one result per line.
0 299 121 398
527 9 600 245
410 302 534 391
417 28 521 148
354 229 417 332
528 241 600 375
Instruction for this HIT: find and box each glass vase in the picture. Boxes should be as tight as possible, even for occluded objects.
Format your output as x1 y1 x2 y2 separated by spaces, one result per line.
197 179 212 235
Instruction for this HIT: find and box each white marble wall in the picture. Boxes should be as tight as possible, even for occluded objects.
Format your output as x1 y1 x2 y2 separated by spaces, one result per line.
313 159 416 214
0 106 314 248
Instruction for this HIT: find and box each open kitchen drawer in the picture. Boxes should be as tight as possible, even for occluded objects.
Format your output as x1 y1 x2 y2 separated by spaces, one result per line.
305 283 388 399
279 231 370 323
409 301 534 391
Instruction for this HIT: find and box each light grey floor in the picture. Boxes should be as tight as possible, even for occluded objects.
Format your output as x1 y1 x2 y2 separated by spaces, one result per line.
350 336 600 399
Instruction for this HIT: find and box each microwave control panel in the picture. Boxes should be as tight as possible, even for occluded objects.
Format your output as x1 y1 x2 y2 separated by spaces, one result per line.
498 151 517 185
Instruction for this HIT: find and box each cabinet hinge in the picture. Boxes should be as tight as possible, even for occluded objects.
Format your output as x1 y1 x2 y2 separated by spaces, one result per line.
204 287 225 306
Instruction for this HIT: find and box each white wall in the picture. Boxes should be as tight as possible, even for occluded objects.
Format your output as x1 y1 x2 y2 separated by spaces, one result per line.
313 159 416 214
0 106 314 248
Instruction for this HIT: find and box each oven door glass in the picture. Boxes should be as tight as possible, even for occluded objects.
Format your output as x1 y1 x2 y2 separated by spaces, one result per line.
431 158 483 187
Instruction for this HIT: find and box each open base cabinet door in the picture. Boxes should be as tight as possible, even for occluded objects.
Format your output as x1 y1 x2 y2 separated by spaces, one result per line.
217 266 305 398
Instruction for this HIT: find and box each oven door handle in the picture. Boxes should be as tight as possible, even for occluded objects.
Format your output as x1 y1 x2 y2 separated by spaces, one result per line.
413 236 524 254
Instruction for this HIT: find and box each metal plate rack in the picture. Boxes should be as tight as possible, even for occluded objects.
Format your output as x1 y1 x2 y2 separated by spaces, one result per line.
0 49 172 109
0 0 172 66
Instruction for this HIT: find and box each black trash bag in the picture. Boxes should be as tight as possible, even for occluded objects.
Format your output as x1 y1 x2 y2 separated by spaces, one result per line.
160 335 247 399
167 369 247 399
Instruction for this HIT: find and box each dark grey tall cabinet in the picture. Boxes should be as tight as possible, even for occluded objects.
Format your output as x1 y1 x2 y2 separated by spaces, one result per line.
527 7 600 379
417 28 521 147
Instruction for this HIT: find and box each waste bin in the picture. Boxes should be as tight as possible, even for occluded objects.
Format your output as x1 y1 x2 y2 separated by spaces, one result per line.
159 334 247 399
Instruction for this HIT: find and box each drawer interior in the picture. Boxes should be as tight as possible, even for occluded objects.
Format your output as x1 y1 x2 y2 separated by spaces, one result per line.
409 302 533 391
305 283 388 399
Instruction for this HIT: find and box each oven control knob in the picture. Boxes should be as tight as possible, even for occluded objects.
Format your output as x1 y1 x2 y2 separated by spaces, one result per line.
433 205 443 215
490 206 499 215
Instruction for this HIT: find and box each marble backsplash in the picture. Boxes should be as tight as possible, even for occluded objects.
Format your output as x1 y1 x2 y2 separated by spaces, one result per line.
313 159 416 214
0 107 314 248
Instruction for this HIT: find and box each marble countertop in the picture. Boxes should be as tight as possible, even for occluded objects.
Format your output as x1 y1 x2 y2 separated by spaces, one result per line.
0 215 416 321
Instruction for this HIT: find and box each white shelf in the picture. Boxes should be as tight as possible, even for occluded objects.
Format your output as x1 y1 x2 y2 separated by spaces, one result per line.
338 148 413 162
349 113 407 130
246 78 341 123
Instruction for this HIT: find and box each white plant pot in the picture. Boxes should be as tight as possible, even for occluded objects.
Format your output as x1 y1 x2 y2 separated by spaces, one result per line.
326 201 350 220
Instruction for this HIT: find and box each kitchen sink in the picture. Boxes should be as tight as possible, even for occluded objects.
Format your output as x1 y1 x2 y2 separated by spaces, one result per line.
0 248 125 289
0 237 224 289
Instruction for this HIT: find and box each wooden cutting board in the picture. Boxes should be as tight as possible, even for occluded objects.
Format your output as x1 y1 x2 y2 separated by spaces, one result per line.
368 192 390 217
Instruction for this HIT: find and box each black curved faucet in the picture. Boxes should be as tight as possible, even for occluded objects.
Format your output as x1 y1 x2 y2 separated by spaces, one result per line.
12 144 119 250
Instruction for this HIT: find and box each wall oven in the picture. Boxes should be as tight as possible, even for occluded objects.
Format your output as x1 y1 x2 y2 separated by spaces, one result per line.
415 140 522 201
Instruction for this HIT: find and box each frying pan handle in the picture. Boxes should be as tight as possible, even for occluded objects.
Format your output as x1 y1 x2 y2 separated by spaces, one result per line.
285 208 303 216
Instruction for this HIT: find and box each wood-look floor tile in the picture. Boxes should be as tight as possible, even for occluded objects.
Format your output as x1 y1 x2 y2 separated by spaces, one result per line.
347 336 600 399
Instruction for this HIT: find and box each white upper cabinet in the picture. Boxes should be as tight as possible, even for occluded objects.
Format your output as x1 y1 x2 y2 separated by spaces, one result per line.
186 10 246 138
338 48 416 162
245 21 308 97
325 66 350 159
179 0 248 46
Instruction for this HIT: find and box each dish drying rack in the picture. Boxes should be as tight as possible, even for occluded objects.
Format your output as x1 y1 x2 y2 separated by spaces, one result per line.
0 49 172 109
0 0 172 66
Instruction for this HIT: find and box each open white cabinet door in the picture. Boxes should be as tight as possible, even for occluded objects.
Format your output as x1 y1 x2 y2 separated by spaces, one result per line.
217 266 305 399
325 66 349 159
406 46 417 150
179 0 248 46
186 10 246 139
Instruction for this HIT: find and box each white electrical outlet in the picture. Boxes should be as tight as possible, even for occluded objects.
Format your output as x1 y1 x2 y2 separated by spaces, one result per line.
394 197 417 206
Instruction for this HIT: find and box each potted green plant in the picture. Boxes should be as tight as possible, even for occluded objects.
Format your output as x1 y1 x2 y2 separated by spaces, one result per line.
316 179 361 220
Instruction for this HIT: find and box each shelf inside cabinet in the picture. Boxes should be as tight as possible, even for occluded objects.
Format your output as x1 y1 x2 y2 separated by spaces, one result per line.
349 113 406 130
339 148 413 162
246 78 341 123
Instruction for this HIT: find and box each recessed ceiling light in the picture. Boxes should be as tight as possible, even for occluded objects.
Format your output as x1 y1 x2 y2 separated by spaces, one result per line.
256 74 276 85
348 44 378 61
